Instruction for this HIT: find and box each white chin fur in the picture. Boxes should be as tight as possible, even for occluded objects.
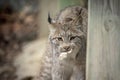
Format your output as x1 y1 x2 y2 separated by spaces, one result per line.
59 52 67 60
59 49 73 60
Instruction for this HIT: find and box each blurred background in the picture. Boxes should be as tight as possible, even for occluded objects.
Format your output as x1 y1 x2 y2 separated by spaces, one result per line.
0 0 87 80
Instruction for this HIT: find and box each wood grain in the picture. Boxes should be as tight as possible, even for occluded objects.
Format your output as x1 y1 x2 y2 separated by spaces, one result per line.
86 0 120 80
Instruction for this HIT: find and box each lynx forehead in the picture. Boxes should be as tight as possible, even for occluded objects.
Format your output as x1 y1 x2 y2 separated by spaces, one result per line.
52 24 83 37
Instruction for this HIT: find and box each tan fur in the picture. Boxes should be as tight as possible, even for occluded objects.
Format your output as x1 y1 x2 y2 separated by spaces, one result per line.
37 6 88 80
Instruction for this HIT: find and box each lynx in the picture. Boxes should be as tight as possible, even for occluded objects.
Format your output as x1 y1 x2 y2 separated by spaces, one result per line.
38 6 87 80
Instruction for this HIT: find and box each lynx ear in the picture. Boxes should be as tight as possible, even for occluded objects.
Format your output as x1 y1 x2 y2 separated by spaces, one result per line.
48 13 56 32
48 13 56 24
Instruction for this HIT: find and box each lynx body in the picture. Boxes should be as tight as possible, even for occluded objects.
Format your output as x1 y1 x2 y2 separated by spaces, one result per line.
38 6 87 80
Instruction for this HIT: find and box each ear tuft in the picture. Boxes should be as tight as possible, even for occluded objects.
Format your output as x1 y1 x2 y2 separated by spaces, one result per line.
48 12 57 33
48 13 52 24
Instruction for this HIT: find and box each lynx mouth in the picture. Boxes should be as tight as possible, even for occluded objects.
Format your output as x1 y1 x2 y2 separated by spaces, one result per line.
67 49 73 54
61 49 73 54
59 49 73 60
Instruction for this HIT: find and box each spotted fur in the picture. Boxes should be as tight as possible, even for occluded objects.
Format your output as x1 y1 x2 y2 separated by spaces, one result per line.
38 6 87 80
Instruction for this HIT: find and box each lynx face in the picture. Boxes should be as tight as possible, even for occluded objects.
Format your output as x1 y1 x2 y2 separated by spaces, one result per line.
49 20 85 60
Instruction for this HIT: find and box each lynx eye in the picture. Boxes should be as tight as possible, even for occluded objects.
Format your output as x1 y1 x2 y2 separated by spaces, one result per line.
57 37 63 41
70 36 76 40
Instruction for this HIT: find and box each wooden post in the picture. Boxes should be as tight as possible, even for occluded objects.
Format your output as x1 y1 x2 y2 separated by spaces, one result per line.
86 0 120 80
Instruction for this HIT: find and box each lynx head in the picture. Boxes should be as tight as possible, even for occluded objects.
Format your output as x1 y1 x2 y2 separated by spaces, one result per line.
48 12 86 61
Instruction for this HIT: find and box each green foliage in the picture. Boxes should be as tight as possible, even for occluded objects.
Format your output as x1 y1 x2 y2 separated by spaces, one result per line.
59 0 87 9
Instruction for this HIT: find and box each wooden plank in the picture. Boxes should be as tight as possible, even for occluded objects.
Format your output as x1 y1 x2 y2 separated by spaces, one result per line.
86 0 120 80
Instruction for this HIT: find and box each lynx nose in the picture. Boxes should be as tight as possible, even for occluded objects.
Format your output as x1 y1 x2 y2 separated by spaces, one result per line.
63 46 71 51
